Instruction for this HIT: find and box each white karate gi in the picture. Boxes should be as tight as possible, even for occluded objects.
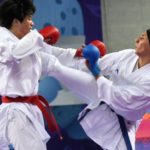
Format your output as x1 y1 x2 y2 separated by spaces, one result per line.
0 27 77 150
47 49 150 150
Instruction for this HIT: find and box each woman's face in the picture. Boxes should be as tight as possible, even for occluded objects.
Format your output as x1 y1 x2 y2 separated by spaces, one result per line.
135 32 150 57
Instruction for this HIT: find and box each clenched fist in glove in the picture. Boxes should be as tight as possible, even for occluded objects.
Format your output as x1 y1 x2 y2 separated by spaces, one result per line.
82 44 101 78
75 40 107 58
39 26 60 45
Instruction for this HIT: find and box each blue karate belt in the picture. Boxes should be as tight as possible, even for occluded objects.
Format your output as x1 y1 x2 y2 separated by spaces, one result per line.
78 102 132 150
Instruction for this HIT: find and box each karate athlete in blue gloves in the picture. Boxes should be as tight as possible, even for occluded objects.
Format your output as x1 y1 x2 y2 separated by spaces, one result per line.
46 29 150 150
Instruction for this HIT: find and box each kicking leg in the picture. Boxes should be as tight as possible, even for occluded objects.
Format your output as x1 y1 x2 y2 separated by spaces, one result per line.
48 57 99 104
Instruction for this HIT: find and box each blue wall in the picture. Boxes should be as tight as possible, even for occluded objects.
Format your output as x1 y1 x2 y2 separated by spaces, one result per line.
33 0 84 36
33 0 103 42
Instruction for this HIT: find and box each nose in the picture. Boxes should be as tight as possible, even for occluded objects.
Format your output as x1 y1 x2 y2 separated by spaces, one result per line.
135 34 142 43
135 37 139 43
31 20 34 27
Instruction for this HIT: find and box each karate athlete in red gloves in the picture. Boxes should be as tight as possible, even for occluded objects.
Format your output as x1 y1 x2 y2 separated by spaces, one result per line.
0 1 75 150
0 0 106 150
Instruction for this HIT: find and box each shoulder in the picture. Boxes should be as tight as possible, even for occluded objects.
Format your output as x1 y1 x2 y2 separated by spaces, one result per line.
113 49 136 61
0 27 18 42
116 49 135 56
101 49 135 61
0 27 9 39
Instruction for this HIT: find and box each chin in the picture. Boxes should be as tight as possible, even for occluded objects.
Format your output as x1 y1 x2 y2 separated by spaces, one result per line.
135 47 142 55
135 50 140 57
135 48 138 54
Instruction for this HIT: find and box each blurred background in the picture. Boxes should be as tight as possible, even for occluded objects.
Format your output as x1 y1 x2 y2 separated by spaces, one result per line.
9 0 150 149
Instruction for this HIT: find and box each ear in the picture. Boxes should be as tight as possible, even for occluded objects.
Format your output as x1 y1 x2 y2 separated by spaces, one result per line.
12 18 21 27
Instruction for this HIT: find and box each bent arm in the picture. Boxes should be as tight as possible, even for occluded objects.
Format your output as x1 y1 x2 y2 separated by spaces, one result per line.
96 76 150 121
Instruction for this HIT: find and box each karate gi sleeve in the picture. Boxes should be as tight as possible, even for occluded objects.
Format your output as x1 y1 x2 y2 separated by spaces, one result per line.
41 42 83 67
96 76 150 121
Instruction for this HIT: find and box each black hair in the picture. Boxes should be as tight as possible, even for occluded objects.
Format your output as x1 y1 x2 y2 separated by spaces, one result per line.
147 29 150 43
0 0 36 29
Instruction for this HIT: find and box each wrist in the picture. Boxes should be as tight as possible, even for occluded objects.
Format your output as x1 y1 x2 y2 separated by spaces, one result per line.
90 63 101 77
95 74 101 80
74 48 82 57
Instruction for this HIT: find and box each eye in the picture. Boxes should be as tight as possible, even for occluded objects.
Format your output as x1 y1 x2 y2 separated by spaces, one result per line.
27 15 32 20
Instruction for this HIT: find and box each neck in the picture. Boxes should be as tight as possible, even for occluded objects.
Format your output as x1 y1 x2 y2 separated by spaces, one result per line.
138 56 150 68
9 27 22 39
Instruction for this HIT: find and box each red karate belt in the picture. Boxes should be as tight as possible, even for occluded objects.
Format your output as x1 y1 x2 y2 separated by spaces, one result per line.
2 95 63 140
